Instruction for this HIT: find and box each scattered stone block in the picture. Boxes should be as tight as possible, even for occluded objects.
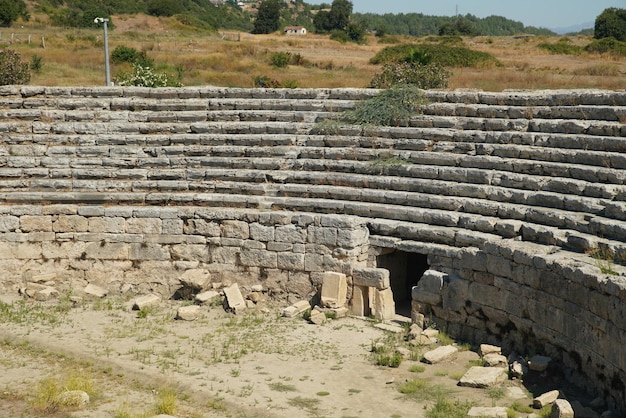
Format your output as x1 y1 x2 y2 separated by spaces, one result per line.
529 355 552 372
483 353 508 367
371 287 395 320
412 270 444 305
508 353 528 378
330 306 348 318
132 294 160 311
458 366 507 388
84 283 107 298
479 344 502 357
409 335 436 346
422 345 458 364
407 323 423 339
507 386 528 399
551 399 574 418
349 285 369 316
352 267 390 289
282 300 310 318
176 305 201 321
245 300 255 308
28 272 57 284
195 290 220 305
320 271 347 308
33 286 59 301
309 309 327 325
179 269 210 290
250 284 263 292
533 390 560 409
395 347 412 359
422 328 439 338
223 283 246 314
56 390 89 408
468 406 508 418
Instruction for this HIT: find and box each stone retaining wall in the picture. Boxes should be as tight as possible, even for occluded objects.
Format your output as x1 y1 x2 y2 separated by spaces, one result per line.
0 205 369 302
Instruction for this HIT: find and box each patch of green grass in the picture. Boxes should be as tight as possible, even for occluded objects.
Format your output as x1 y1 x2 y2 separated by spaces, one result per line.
425 398 473 418
509 400 534 413
288 396 321 413
268 382 297 392
408 364 426 373
398 379 451 401
154 387 178 415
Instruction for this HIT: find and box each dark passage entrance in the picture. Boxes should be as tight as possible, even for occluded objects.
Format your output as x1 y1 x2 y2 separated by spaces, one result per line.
377 250 429 317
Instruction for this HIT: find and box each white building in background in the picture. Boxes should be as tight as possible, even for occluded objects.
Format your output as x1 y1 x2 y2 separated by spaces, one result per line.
284 26 307 35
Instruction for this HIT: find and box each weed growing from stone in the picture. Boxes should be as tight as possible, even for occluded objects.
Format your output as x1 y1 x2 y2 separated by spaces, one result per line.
398 378 452 401
589 246 619 275
425 397 473 418
343 84 427 126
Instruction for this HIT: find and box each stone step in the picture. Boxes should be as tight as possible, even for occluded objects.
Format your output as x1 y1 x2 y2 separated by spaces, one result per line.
421 102 626 122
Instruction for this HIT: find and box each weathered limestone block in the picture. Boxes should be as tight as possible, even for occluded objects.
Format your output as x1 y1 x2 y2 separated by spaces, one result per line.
239 248 277 268
132 294 160 310
479 344 502 356
179 269 210 290
277 252 305 270
320 272 347 308
551 399 574 418
176 305 201 321
221 220 249 239
129 243 170 261
483 353 508 367
468 407 508 418
412 269 444 305
0 215 19 232
353 267 390 289
162 219 183 235
195 290 220 305
533 390 561 409
53 215 88 232
56 390 89 408
282 300 311 318
275 224 306 243
84 283 107 298
20 215 53 232
223 283 246 314
249 223 274 241
350 285 370 316
371 287 395 320
84 242 129 260
422 345 459 364
458 366 507 388
309 308 327 325
33 286 59 301
88 217 125 233
184 219 221 236
307 226 337 246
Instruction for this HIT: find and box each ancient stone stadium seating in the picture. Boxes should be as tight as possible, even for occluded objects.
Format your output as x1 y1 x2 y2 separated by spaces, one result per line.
1 85 625 411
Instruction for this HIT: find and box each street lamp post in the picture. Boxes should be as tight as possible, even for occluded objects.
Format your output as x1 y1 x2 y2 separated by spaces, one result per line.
94 17 111 86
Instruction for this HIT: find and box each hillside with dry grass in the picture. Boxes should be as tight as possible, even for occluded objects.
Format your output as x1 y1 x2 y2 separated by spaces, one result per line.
2 14 626 90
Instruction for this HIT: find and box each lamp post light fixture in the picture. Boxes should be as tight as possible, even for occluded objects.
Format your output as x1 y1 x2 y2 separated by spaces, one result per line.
94 17 111 86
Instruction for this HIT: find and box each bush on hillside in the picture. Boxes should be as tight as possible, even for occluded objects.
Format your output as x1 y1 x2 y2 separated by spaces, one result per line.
594 8 626 42
0 49 30 85
584 37 626 57
370 62 450 89
111 45 154 67
370 43 500 68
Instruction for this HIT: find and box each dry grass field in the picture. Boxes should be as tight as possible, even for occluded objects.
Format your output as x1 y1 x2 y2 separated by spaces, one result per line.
2 14 625 90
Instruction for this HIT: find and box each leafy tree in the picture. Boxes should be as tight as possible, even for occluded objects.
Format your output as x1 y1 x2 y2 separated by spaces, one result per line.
252 0 282 34
438 18 477 36
594 8 626 41
0 49 30 85
0 0 28 26
314 0 352 33
346 21 366 43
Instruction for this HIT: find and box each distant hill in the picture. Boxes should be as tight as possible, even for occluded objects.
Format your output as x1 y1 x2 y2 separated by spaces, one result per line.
551 22 594 35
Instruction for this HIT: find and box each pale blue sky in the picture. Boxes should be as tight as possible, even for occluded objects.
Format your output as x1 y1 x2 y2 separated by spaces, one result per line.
306 0 626 30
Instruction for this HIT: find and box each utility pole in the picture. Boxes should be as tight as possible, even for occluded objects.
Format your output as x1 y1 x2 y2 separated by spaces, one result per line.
94 17 111 86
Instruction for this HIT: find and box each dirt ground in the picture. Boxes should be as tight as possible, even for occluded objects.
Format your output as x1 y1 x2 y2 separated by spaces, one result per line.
0 291 585 418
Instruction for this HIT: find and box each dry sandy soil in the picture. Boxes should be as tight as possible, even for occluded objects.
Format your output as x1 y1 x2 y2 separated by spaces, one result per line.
0 289 591 418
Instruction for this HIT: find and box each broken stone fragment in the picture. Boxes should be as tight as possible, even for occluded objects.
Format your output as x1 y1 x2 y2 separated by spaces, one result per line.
371 287 395 320
468 406 508 418
483 353 508 367
422 345 458 364
551 399 574 418
176 305 201 321
309 309 327 325
132 293 160 311
195 290 220 305
179 269 210 290
479 344 502 357
282 300 311 318
33 286 59 301
84 283 108 298
407 323 423 339
533 390 561 409
508 353 528 378
223 283 246 314
458 366 507 388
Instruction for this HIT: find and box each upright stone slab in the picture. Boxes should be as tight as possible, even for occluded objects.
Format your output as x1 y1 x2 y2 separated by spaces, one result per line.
371 287 395 320
350 285 370 316
320 271 347 308
223 283 246 314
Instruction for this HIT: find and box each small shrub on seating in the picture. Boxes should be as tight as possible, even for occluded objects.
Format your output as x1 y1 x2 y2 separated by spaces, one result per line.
344 84 427 126
0 49 30 85
370 62 450 89
115 64 182 87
